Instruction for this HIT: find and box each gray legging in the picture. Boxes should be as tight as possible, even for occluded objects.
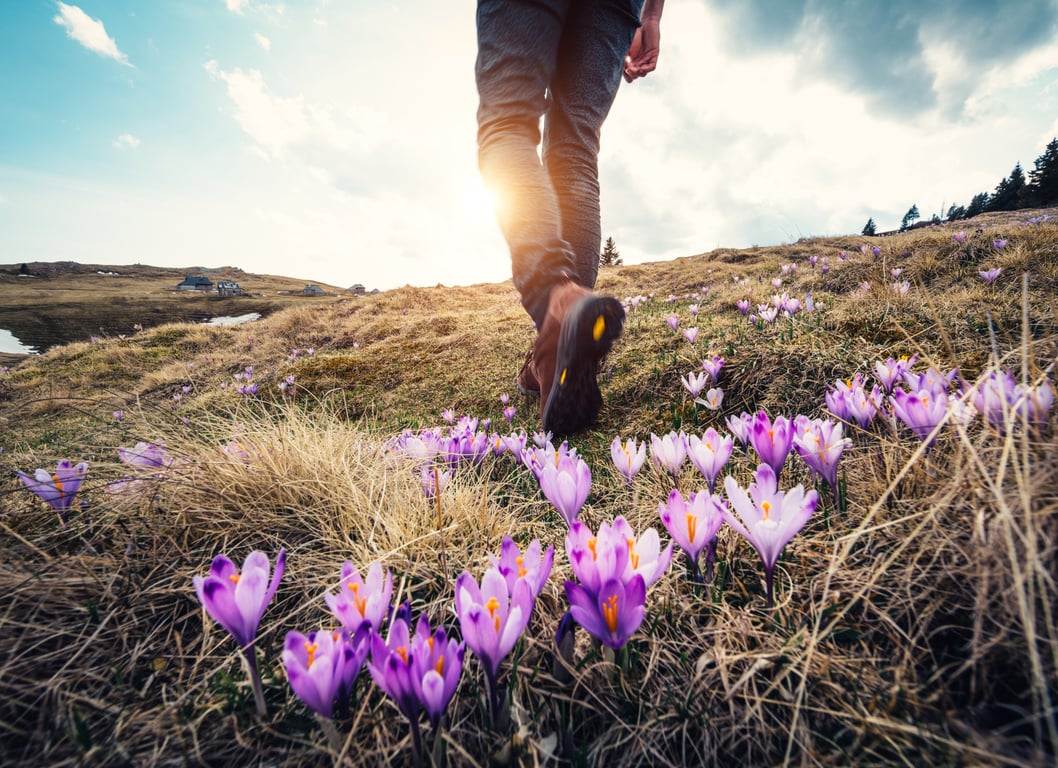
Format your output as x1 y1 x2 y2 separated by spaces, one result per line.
476 0 643 329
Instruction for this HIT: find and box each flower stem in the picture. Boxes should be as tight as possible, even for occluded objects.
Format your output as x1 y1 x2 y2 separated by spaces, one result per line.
316 714 344 754
409 713 424 767
241 646 267 718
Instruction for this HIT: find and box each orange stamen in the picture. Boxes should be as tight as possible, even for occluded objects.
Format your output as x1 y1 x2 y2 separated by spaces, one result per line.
588 538 598 560
52 475 64 494
627 538 639 569
435 656 444 675
687 512 697 543
396 646 408 664
761 500 772 522
602 594 619 634
516 556 527 579
229 574 241 584
304 641 319 669
347 582 367 617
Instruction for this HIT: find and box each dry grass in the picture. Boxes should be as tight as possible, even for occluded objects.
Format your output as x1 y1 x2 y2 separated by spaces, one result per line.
1 209 1056 766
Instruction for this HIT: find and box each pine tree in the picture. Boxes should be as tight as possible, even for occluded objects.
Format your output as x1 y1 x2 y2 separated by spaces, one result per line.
1027 137 1058 206
986 163 1026 211
900 204 920 230
599 236 623 267
966 192 990 218
946 203 966 221
861 218 877 236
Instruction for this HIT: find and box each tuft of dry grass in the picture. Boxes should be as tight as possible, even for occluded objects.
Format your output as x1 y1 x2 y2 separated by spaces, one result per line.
1 208 1056 766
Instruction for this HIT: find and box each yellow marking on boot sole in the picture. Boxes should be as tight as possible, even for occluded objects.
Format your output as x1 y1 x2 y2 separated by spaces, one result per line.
593 315 605 341
560 368 567 386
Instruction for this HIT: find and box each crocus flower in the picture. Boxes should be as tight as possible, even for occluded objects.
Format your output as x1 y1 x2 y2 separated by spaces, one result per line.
687 429 734 493
193 549 286 716
415 619 464 729
873 355 917 394
723 465 818 608
537 452 591 526
368 612 423 723
502 405 517 424
283 626 368 718
666 315 679 331
325 561 393 634
701 355 725 382
726 412 753 445
564 574 646 650
193 549 286 649
650 431 687 481
454 567 533 725
681 370 709 398
979 267 1002 283
489 536 554 598
736 299 750 315
953 231 966 244
748 412 794 479
658 488 726 581
18 460 89 524
609 516 673 588
993 239 1008 250
117 442 173 468
610 436 647 485
697 387 724 411
792 418 852 507
891 386 949 448
682 327 699 345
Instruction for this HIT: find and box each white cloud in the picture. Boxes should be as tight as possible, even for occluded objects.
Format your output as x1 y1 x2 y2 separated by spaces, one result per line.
113 133 141 149
52 2 131 67
225 0 249 13
255 32 271 52
206 64 313 156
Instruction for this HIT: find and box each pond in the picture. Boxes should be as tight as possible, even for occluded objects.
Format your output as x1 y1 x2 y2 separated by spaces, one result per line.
203 313 261 326
0 328 37 355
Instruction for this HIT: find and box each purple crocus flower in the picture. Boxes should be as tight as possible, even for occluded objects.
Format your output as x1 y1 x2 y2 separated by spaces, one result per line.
193 549 286 649
697 387 724 411
416 620 464 729
610 436 647 485
368 613 422 723
283 626 367 718
993 239 1008 250
891 386 949 448
537 452 591 526
723 465 818 608
564 574 646 650
193 549 286 716
666 315 680 331
979 267 1002 283
873 355 917 394
658 488 727 581
702 355 725 382
953 231 966 244
748 411 794 479
18 460 88 523
681 370 709 398
650 431 687 481
736 299 750 315
687 429 734 493
609 516 673 588
726 412 753 445
489 536 554 598
324 561 393 634
117 442 173 468
792 418 851 507
454 567 533 725
682 327 699 345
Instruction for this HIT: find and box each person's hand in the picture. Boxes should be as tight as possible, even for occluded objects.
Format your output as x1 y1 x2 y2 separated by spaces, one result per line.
623 18 660 82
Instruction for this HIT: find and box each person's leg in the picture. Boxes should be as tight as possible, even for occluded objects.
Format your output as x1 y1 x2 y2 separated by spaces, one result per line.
475 0 576 330
545 0 643 288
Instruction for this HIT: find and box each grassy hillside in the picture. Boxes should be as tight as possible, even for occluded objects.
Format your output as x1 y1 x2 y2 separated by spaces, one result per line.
1 210 1056 766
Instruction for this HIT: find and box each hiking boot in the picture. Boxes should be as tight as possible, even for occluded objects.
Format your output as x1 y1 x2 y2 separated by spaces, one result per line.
533 281 624 435
517 347 540 397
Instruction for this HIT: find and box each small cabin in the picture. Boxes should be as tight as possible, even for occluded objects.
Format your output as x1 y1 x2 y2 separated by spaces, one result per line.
348 283 366 296
303 284 325 296
216 280 244 297
177 275 214 292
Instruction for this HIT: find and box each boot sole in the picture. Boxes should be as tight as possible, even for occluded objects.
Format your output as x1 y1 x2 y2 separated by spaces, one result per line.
542 295 624 434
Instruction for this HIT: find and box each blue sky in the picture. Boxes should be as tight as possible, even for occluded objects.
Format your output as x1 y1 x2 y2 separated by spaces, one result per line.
1 1 1057 291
